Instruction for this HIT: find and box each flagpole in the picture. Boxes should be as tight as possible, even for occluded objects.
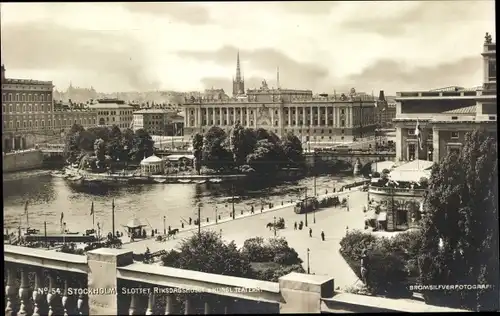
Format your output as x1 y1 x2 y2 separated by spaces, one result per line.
112 199 115 238
25 201 29 233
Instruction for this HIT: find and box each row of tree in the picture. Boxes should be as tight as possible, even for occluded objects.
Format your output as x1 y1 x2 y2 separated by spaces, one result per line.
64 123 155 168
192 124 305 174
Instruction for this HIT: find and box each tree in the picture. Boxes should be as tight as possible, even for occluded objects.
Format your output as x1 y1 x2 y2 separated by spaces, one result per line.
202 126 233 171
93 138 106 169
87 126 111 142
192 133 204 175
230 124 258 167
121 128 135 162
106 125 123 162
246 139 281 173
280 132 304 167
64 123 85 163
130 129 154 162
161 231 252 277
418 129 498 311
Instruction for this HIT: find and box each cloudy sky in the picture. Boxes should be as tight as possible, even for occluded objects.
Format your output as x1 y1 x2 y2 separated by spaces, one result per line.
1 1 495 94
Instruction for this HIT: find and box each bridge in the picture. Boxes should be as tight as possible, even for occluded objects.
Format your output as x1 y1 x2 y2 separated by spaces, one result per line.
306 150 396 170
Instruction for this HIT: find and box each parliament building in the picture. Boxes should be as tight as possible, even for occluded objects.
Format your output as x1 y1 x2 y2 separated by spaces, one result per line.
183 53 376 143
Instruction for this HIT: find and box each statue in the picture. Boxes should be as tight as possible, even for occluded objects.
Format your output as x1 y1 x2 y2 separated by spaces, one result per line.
485 32 492 44
261 79 268 90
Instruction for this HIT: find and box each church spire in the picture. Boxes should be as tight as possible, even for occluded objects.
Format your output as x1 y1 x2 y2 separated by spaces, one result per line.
236 50 242 82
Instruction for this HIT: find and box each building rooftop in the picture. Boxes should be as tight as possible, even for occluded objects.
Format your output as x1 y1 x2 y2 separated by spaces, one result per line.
133 109 175 114
441 105 477 114
88 103 133 109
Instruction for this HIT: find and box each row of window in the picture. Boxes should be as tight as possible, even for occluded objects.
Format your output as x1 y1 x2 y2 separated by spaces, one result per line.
2 92 51 102
4 118 97 129
3 104 51 113
193 119 347 127
97 111 133 116
190 108 349 116
407 129 459 139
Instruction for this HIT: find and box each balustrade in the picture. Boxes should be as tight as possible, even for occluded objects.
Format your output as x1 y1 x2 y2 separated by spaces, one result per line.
4 245 468 315
4 245 89 316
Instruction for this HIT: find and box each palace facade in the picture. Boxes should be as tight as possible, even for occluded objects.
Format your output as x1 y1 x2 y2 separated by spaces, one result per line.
184 54 376 142
394 33 497 163
1 65 55 151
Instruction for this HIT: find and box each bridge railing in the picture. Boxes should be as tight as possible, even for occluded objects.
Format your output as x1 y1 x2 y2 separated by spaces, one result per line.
4 246 468 315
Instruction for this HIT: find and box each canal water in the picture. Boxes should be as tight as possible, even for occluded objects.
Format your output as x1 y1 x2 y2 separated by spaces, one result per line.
3 170 356 234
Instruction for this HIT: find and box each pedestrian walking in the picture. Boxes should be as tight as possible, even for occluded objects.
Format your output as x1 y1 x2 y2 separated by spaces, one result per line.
321 230 325 241
189 217 192 225
220 229 222 238
309 227 312 237
294 222 297 230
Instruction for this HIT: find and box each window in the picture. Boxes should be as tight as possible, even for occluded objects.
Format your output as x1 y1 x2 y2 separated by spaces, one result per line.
451 132 459 139
408 129 414 135
28 94 32 102
341 120 345 127
23 121 27 128
29 121 32 127
341 129 345 134
9 105 12 112
489 116 496 120
408 143 416 160
29 105 32 112
41 120 45 127
15 94 19 101
41 94 45 102
9 121 13 128
34 94 38 101
16 105 19 112
34 105 38 112
2 105 5 112
48 120 51 126
21 94 25 102
35 121 38 127
8 93 12 101
451 116 458 120
341 109 345 115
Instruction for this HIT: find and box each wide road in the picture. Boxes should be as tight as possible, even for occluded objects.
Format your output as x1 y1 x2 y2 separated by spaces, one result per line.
123 188 368 290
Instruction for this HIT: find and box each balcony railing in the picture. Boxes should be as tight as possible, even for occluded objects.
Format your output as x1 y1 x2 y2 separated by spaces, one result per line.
369 186 427 196
4 245 468 315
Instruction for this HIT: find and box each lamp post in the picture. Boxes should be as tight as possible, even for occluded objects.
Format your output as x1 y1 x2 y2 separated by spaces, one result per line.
304 187 308 227
163 216 166 235
215 205 218 224
273 216 277 237
313 175 316 224
307 248 310 274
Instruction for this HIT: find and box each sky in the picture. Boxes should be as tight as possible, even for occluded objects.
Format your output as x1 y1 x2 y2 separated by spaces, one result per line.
0 1 495 95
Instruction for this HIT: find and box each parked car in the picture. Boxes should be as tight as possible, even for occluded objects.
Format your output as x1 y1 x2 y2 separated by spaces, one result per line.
294 197 319 214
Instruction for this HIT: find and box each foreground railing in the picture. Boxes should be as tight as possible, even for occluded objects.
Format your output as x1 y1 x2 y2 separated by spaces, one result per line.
5 245 469 315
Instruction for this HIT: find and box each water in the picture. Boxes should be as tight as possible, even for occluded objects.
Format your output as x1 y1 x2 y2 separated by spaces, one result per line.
3 170 356 234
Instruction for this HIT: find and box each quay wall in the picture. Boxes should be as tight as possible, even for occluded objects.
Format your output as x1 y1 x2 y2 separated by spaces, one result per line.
2 150 45 173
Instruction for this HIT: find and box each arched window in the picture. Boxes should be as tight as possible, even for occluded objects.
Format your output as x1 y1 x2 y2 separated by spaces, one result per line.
21 94 25 101
48 120 51 126
23 121 27 128
15 94 19 101
16 121 20 128
41 94 45 102
34 94 38 101
16 105 20 112
8 93 12 101
28 94 32 102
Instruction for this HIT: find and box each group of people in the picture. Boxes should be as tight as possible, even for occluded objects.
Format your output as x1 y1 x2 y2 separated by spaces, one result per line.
293 221 326 241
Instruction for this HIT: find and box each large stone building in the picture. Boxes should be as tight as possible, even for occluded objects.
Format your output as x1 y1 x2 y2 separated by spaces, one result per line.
394 33 496 163
183 55 376 142
88 99 134 129
1 65 55 151
53 102 98 131
132 109 184 136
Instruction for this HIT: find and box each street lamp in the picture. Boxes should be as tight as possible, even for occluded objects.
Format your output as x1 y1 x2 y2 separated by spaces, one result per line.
215 205 218 224
163 216 166 235
307 248 310 274
304 187 308 227
273 216 277 237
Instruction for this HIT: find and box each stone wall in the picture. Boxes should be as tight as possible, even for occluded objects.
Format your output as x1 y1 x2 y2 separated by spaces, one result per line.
2 150 44 173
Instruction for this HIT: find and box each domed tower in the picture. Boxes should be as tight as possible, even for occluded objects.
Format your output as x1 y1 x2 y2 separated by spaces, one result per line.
232 51 245 96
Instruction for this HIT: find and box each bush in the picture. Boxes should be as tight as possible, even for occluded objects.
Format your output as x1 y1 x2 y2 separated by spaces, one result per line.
339 230 421 298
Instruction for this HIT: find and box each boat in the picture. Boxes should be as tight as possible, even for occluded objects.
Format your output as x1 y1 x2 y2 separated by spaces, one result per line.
209 178 223 183
195 180 207 184
154 178 167 184
66 175 84 185
178 179 192 183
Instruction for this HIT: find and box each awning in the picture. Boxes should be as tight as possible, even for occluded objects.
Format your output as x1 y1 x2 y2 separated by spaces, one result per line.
377 212 387 221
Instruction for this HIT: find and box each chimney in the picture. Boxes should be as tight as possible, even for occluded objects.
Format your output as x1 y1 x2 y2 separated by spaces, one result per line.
378 90 385 101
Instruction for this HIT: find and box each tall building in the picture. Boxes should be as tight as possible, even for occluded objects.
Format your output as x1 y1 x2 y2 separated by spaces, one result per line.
184 86 376 143
232 51 245 96
394 33 496 163
88 99 134 129
132 109 184 136
1 65 55 151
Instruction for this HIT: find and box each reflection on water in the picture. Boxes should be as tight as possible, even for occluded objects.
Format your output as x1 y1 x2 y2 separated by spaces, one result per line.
3 170 355 233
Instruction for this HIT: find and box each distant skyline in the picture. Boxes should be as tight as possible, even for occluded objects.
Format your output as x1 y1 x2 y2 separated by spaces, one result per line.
1 1 495 94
